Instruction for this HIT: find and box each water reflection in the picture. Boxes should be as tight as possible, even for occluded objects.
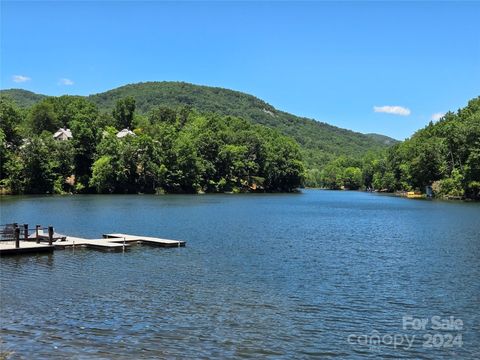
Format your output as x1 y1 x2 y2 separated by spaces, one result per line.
1 191 479 359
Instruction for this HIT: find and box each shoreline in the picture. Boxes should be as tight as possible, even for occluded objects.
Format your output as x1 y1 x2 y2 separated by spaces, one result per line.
1 188 477 202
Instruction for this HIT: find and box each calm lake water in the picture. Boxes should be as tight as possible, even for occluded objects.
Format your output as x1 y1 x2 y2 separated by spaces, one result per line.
0 190 479 359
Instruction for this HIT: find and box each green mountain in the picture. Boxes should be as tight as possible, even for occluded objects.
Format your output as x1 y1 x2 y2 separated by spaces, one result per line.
0 89 46 108
1 82 397 168
365 133 398 145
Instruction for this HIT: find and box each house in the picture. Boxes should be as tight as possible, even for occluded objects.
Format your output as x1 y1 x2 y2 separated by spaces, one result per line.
116 128 136 138
53 128 73 141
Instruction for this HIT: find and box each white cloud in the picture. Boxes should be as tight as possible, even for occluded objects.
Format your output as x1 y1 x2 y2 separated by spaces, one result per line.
431 112 445 122
12 75 31 83
373 105 411 116
59 78 74 86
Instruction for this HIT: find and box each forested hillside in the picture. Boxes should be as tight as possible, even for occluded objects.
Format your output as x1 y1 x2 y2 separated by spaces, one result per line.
0 89 46 108
1 82 396 170
3 83 475 199
0 94 303 194
309 97 480 200
371 96 480 199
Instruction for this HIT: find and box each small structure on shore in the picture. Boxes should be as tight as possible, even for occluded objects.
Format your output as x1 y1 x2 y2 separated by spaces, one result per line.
425 186 433 198
116 128 136 138
53 127 73 141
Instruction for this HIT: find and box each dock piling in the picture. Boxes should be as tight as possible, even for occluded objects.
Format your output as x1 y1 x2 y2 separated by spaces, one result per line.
48 226 54 246
36 225 41 244
14 227 20 249
24 224 28 241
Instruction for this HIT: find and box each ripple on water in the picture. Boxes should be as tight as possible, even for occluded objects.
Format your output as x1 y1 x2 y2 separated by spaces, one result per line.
1 191 479 359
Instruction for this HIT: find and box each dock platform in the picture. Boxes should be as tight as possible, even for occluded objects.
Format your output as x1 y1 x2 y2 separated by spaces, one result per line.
0 223 185 256
103 233 186 247
0 242 54 256
53 236 129 251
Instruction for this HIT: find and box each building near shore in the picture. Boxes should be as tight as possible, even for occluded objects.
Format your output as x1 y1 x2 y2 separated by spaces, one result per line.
116 128 136 138
53 128 73 141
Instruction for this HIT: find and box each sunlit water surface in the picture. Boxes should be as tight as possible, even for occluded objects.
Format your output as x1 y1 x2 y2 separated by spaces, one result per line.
1 190 479 359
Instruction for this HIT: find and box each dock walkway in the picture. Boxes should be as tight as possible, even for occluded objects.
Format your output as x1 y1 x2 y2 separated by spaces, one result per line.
53 236 129 251
0 241 54 256
103 233 186 247
0 224 186 256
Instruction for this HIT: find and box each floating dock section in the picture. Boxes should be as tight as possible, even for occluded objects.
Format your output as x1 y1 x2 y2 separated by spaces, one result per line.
103 233 186 247
0 242 54 256
52 236 129 251
0 223 186 256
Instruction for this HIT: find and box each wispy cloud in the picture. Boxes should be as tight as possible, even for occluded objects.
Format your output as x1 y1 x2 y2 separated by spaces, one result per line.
59 78 74 86
431 112 445 122
373 105 411 116
12 75 31 83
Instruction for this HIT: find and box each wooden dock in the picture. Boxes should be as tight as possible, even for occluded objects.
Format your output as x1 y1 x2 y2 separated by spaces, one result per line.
103 233 186 247
0 241 54 256
0 223 186 256
53 236 129 251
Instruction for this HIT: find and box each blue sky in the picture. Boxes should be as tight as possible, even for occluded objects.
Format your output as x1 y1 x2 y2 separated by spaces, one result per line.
1 1 479 140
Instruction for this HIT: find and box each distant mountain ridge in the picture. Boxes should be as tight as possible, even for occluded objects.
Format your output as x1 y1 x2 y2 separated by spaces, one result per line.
364 133 398 145
0 82 398 168
0 89 47 108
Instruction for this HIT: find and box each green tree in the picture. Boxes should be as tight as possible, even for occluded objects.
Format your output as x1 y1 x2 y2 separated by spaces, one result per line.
11 135 57 193
91 130 124 193
70 115 98 186
148 106 177 125
408 137 447 189
29 100 60 133
90 156 118 193
372 171 396 192
342 167 362 190
0 129 10 183
170 134 201 193
112 96 136 130
95 112 116 130
464 141 480 199
304 168 322 188
0 97 23 145
321 163 343 189
217 144 250 191
44 95 98 128
262 135 304 192
133 135 167 193
51 139 75 193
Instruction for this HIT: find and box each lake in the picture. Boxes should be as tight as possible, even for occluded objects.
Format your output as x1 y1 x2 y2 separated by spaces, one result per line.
1 190 479 359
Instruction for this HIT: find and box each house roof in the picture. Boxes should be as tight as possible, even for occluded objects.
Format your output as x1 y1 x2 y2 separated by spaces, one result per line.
116 128 136 138
53 128 73 139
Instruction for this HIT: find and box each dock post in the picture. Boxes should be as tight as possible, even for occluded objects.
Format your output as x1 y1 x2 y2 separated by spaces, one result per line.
36 225 41 244
14 226 20 248
24 224 29 241
48 226 54 246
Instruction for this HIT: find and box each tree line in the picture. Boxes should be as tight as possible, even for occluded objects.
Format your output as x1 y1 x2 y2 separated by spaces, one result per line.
2 82 396 179
1 92 478 199
0 95 304 194
305 97 480 200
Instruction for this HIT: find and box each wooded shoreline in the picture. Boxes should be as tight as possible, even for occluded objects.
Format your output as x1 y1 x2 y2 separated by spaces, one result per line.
1 85 479 199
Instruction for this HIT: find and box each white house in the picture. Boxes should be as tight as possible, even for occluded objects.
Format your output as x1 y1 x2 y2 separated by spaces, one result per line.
53 128 73 141
116 128 136 138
